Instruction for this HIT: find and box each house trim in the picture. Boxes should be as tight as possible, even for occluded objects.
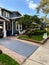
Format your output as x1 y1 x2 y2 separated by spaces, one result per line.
0 16 10 21
3 21 6 37
11 16 22 19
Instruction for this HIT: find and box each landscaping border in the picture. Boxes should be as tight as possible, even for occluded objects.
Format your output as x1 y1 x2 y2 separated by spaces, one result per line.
18 37 49 44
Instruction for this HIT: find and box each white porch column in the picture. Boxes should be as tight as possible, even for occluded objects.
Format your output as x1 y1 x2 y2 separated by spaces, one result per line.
12 20 14 35
3 21 6 37
18 24 20 32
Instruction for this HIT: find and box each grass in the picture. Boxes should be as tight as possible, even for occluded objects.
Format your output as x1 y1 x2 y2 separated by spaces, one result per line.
18 30 49 41
47 31 49 36
31 35 43 41
18 35 43 41
0 54 20 65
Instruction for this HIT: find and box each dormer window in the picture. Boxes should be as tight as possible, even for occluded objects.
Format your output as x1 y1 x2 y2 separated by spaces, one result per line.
3 11 10 17
3 11 6 16
6 12 10 17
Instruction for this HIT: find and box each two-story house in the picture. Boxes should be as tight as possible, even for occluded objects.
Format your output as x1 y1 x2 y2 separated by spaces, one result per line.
0 7 22 37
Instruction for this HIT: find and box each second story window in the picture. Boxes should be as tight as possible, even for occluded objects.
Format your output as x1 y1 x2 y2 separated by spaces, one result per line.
6 12 10 17
3 11 6 17
3 11 10 17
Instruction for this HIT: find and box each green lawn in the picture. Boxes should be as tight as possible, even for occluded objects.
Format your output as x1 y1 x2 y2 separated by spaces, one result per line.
18 35 43 41
31 35 43 41
0 54 20 65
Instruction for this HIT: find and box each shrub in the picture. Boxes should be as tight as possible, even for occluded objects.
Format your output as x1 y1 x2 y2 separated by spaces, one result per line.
0 50 2 54
27 29 46 37
32 29 46 35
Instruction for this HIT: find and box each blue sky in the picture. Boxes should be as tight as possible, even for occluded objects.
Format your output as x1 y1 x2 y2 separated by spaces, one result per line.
0 0 44 17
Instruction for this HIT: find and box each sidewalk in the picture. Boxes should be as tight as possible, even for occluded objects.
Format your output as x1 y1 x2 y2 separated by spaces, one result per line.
22 39 49 65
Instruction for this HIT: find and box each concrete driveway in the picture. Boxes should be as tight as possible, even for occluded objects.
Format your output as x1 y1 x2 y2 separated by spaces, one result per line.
0 38 39 58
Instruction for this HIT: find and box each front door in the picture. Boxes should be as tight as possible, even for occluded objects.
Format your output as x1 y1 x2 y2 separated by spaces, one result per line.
6 22 12 36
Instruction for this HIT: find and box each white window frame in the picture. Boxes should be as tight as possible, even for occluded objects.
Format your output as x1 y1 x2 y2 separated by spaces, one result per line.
16 21 22 32
6 12 10 17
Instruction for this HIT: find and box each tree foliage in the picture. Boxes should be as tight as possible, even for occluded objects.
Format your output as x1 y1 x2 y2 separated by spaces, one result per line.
18 15 32 29
19 15 41 29
37 0 49 17
31 15 41 24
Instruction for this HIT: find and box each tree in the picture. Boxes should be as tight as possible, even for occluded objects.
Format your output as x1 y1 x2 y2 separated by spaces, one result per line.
37 0 49 18
31 15 41 24
19 15 41 30
18 14 32 29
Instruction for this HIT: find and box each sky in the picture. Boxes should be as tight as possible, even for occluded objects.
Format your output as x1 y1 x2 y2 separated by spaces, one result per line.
0 0 45 17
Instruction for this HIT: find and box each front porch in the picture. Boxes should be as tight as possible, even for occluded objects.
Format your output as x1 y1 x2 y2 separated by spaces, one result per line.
0 16 23 37
0 16 10 37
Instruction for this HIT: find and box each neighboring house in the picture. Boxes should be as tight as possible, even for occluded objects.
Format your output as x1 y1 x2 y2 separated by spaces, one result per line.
0 7 22 37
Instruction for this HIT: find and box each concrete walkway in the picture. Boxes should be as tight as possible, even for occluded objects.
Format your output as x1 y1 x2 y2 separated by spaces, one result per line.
22 39 49 65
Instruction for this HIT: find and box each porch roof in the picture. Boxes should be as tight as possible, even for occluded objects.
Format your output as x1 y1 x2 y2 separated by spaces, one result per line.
0 16 10 21
10 16 23 19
